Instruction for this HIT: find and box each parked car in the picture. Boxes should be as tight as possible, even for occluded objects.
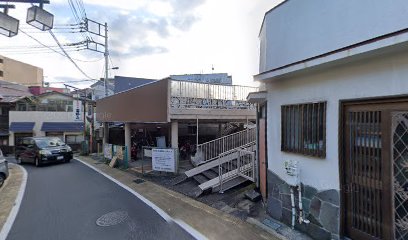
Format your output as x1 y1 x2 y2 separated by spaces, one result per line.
0 149 9 187
15 137 73 167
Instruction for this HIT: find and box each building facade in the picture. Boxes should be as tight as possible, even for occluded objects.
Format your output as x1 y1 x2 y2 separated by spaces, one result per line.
9 92 84 151
256 1 408 240
0 55 43 86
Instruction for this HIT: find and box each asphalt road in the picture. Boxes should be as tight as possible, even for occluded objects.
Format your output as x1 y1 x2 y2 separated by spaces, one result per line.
5 158 194 240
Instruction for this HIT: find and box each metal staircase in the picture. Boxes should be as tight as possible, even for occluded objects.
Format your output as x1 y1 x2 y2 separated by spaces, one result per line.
179 127 257 196
191 127 256 166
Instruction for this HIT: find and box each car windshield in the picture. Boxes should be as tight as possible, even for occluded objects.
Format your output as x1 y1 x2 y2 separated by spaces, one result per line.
35 138 66 148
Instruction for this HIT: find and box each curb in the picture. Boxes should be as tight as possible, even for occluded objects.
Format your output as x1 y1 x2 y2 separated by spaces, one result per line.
246 217 288 240
77 156 284 240
0 164 27 240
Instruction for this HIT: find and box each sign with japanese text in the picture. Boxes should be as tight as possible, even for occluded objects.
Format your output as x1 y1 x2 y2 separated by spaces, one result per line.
73 97 83 122
152 148 177 173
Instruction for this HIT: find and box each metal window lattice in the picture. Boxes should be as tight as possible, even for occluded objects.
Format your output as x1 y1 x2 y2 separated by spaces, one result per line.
393 112 408 240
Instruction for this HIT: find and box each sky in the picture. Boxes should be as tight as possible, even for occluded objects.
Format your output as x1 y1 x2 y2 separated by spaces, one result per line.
0 0 283 88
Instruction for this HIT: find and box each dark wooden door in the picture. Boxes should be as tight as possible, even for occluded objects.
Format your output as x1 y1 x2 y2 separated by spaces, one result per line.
343 104 394 240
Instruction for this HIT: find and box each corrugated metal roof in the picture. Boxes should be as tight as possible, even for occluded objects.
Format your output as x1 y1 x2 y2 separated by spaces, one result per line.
9 122 35 132
41 122 84 132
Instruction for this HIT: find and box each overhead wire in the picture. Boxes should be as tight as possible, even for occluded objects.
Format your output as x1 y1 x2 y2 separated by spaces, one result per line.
18 29 102 63
48 30 98 81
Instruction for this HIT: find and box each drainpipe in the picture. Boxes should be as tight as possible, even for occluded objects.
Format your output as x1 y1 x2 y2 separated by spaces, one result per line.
298 185 310 224
290 187 296 229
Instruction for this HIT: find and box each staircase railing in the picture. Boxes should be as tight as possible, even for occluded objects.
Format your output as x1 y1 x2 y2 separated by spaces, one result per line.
218 148 256 193
192 127 256 165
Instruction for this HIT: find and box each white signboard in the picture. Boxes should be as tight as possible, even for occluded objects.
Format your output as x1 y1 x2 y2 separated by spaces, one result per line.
73 98 83 122
104 144 113 159
152 148 177 173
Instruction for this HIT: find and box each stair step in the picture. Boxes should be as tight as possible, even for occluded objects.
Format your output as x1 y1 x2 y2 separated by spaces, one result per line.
202 170 218 179
193 174 209 184
212 176 248 193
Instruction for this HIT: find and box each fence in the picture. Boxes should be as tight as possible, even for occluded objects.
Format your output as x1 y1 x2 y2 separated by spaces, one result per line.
170 80 258 110
218 149 255 193
103 143 128 169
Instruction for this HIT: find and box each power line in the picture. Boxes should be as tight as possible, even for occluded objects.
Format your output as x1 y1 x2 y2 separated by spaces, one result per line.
19 29 102 63
48 30 98 81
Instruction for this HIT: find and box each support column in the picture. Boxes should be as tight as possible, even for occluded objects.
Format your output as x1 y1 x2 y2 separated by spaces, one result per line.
171 120 178 149
102 122 109 147
125 123 131 161
196 118 199 146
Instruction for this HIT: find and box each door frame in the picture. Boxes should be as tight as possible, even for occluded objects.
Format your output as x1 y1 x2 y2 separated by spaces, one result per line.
258 103 268 200
339 95 408 239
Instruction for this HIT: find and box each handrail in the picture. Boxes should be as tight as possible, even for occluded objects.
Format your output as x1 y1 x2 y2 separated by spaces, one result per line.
192 128 256 165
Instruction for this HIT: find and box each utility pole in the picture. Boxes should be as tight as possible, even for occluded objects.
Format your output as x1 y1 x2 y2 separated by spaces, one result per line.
104 22 108 97
83 19 110 97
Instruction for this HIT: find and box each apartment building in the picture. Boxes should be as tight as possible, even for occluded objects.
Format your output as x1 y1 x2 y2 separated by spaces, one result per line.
0 55 43 87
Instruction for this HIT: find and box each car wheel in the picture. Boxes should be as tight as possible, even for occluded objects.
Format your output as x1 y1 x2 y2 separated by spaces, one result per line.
65 158 71 163
35 157 41 167
16 156 22 164
0 174 5 188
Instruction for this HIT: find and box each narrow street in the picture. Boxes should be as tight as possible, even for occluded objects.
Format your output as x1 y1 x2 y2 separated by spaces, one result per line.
5 158 193 240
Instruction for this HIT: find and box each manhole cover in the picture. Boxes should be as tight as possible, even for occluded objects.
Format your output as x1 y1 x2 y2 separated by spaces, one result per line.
96 211 129 227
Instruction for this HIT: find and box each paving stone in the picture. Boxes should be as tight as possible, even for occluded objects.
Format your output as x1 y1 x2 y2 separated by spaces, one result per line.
267 197 282 220
267 170 285 186
281 193 293 210
303 185 318 200
278 182 292 195
281 207 293 226
302 197 311 214
306 213 323 227
319 202 339 234
309 197 321 221
316 189 340 206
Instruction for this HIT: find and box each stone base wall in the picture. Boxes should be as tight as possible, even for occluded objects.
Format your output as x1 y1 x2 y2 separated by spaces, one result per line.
267 170 340 240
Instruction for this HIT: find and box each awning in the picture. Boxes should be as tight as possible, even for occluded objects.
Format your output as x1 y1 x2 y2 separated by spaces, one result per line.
41 122 84 132
9 122 35 132
247 91 267 104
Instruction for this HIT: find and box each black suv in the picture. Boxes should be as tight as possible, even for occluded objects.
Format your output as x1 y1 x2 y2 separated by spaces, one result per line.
15 137 73 167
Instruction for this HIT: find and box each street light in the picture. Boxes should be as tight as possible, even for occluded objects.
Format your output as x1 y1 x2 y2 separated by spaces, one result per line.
26 5 54 31
0 6 19 37
0 0 53 37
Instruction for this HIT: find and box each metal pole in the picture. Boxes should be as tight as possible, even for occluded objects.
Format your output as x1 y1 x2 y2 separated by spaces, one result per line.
83 90 87 154
196 117 199 147
104 22 109 97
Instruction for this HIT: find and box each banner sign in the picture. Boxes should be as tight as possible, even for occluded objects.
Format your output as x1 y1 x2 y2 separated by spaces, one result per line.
73 97 83 122
152 148 177 173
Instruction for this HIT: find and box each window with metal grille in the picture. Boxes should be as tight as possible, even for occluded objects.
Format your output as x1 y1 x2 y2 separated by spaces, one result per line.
281 102 326 158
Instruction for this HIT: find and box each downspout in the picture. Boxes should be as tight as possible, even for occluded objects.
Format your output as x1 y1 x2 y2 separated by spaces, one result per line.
298 185 310 224
290 187 296 229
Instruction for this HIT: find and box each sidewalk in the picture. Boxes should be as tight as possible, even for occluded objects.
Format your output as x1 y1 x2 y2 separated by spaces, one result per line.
0 164 25 238
76 156 284 240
